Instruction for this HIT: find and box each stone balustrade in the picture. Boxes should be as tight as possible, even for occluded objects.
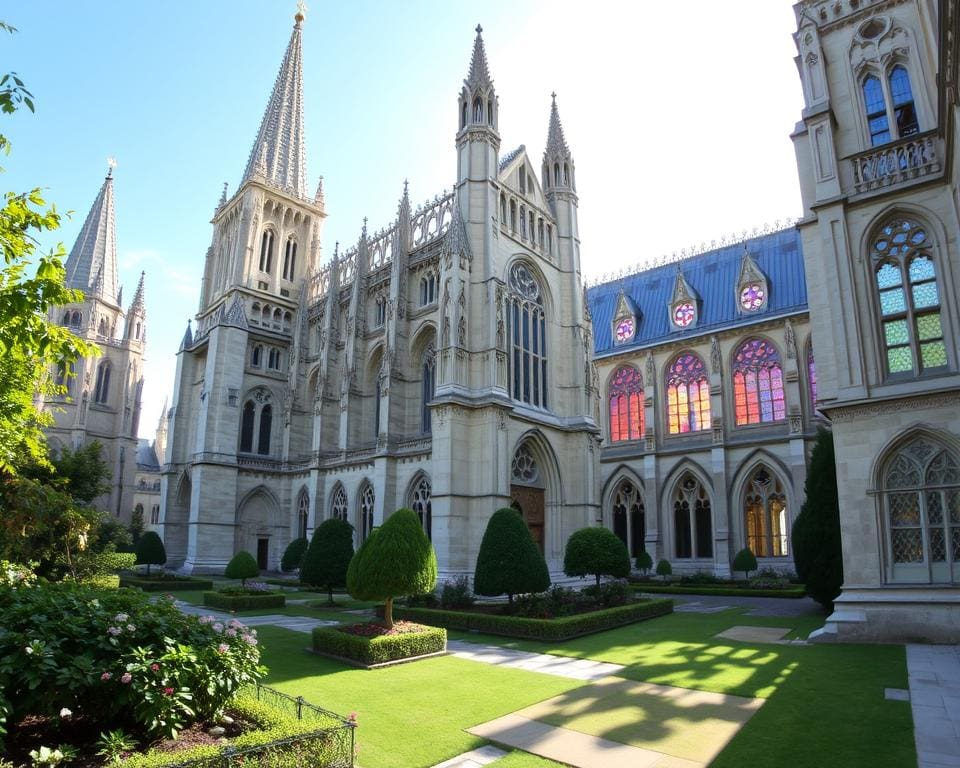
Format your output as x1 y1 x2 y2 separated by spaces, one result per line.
851 132 941 194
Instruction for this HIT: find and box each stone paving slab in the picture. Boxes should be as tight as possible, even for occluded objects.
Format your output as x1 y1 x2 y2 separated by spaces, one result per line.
713 625 793 644
448 640 625 681
672 602 732 614
469 713 702 768
431 744 508 768
173 601 338 634
908 644 960 768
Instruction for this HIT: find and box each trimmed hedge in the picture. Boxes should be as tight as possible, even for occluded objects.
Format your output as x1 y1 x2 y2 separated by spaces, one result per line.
119 575 214 592
389 598 673 641
203 591 286 611
122 692 345 768
312 624 447 666
632 583 807 599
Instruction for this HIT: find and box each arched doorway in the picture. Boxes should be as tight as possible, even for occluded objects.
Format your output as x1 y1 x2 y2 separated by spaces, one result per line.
236 488 278 570
510 443 545 553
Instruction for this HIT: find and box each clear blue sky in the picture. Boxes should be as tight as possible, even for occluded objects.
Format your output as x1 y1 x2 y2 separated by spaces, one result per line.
3 1 803 440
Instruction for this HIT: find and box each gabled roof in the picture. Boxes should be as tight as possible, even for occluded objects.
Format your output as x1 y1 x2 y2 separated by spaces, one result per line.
589 228 806 356
65 172 119 304
136 439 160 470
499 145 525 172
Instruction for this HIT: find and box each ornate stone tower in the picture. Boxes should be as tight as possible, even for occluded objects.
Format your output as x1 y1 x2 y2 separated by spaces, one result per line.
44 167 146 520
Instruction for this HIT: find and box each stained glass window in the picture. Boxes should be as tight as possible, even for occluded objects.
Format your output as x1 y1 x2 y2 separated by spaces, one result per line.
410 476 432 540
330 484 348 522
740 283 765 311
673 302 695 328
359 483 375 543
733 339 785 425
666 353 710 435
807 344 817 409
509 263 548 408
873 219 946 376
609 366 644 442
615 317 635 343
744 467 789 557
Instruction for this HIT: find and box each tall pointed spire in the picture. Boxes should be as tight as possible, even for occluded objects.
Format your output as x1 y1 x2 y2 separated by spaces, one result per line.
241 10 308 198
64 168 120 304
545 92 570 158
128 271 146 315
466 24 492 89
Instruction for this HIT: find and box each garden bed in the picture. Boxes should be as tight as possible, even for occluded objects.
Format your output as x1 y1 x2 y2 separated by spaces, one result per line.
312 621 447 668
391 598 673 641
632 583 806 599
203 590 286 611
120 574 215 592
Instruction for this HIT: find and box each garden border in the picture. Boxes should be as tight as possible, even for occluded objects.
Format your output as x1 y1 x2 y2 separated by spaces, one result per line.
203 591 286 610
312 623 447 667
119 576 214 592
632 584 806 599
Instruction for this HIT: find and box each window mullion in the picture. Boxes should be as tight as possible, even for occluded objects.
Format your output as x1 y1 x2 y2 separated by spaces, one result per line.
878 71 899 141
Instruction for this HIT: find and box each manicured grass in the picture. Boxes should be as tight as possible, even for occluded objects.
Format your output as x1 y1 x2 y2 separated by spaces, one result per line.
257 626 584 768
488 752 569 767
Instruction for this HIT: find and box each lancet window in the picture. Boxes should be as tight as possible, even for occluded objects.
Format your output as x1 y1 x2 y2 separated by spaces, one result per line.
673 473 712 559
282 237 297 280
666 353 710 434
239 390 272 456
410 475 432 540
297 492 309 540
733 339 785 425
330 484 348 522
421 344 435 434
611 479 645 557
94 362 111 404
358 482 375 543
608 366 644 442
744 467 789 557
508 262 548 408
259 230 275 273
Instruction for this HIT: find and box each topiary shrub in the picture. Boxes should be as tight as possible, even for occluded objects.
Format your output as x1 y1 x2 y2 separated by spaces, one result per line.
474 508 550 603
636 550 653 576
792 428 843 609
225 551 259 588
346 508 437 628
300 518 354 605
134 531 166 577
280 537 309 573
655 559 672 581
732 547 758 580
563 527 631 586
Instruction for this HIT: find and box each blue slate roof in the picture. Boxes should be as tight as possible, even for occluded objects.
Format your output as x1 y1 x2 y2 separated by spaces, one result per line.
136 438 160 470
588 228 806 357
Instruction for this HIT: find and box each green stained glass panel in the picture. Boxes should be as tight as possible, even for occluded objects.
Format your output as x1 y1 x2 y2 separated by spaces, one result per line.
912 282 939 309
879 288 906 315
909 256 935 281
884 319 909 345
888 346 913 373
920 341 947 369
876 263 902 289
916 314 942 341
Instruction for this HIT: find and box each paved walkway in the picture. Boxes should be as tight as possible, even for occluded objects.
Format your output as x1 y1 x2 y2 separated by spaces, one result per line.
174 601 338 634
908 644 960 768
448 640 625 681
637 591 826 618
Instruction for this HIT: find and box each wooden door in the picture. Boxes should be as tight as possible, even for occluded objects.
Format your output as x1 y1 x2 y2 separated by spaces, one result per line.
511 485 545 554
257 538 269 571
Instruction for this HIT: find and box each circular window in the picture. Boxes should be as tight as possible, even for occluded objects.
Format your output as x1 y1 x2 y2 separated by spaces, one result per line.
740 283 765 311
615 317 635 342
673 302 695 328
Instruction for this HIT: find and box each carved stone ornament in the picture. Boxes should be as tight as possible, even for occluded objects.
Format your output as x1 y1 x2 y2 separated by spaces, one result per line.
784 319 797 359
711 336 721 374
645 353 655 384
457 316 466 347
509 262 540 301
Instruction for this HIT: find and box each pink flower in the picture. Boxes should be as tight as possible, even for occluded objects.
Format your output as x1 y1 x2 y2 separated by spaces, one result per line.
101 672 112 681
150 663 160 672
107 627 122 636
242 635 257 646
217 643 229 653
121 672 132 684
212 622 224 633
163 687 175 696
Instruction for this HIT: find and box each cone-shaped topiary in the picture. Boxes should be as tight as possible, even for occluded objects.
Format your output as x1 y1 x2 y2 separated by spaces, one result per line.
655 558 672 581
225 551 259 588
346 508 437 628
636 550 653 576
301 518 354 604
792 428 843 609
474 508 550 603
563 527 631 586
135 531 166 577
281 537 309 573
732 547 758 580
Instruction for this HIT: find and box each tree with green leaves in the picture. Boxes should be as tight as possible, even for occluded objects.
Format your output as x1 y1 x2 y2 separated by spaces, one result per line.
636 550 653 576
792 428 843 609
135 531 166 577
225 551 259 588
300 518 354 605
474 508 550 603
732 547 758 580
656 559 672 580
563 527 631 586
280 536 308 573
346 508 436 628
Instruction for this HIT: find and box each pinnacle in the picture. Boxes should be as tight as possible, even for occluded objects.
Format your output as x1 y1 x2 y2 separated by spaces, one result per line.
465 24 492 89
544 92 570 159
64 173 120 305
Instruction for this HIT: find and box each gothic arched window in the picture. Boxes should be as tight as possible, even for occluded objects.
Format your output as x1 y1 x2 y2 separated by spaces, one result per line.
409 475 432 540
873 218 946 376
611 479 645 557
259 230 275 273
422 344 435 434
257 404 272 455
744 467 789 557
330 484 348 522
282 237 297 280
666 353 710 434
297 492 309 540
889 65 919 139
240 401 255 452
358 483 375 542
94 362 111 404
863 75 890 146
733 338 785 426
673 473 712 559
882 436 960 583
508 263 548 408
608 366 644 442
251 344 262 368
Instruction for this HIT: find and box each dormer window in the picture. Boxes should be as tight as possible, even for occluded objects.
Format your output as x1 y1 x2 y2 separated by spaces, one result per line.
737 247 768 314
669 270 698 330
612 289 640 345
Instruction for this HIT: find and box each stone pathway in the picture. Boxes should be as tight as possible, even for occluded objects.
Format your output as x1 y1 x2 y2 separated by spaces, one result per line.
431 745 508 768
449 640 625 682
908 644 960 768
174 601 338 634
714 625 809 646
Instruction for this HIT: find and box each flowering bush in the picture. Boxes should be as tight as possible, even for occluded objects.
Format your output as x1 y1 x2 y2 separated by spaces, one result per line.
0 582 265 746
0 559 36 589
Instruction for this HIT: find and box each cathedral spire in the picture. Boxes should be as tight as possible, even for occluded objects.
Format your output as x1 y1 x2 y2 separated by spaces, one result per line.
241 10 308 198
542 93 575 195
128 271 146 315
64 168 120 305
465 24 492 90
544 92 570 159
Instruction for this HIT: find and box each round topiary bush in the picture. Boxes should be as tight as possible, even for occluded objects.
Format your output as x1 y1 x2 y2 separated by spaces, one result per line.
346 508 437 628
300 518 354 604
563 527 631 586
280 537 309 573
134 531 166 577
224 551 259 588
474 508 550 603
636 550 653 576
655 558 673 581
732 547 758 579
